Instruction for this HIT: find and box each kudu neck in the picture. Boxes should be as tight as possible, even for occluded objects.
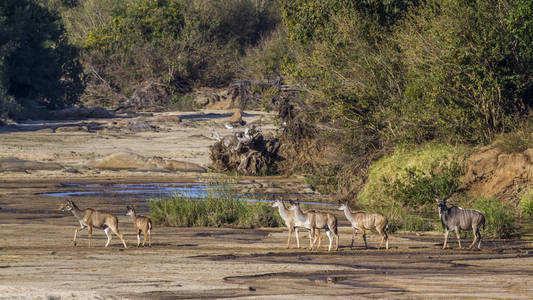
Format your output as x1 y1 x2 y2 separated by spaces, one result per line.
292 206 306 222
342 206 356 222
276 203 290 219
70 203 84 219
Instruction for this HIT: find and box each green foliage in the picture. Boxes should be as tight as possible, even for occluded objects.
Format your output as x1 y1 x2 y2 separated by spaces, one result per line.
148 187 282 228
280 0 417 44
493 122 533 153
519 188 533 218
60 0 280 106
356 143 466 232
240 27 293 81
359 143 467 206
0 0 84 113
472 197 517 238
397 0 532 144
282 0 532 149
383 162 463 216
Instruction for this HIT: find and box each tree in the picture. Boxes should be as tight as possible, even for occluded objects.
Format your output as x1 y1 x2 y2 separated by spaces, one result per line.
0 0 84 112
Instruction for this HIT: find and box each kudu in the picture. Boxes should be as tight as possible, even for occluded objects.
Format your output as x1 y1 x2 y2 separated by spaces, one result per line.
289 202 339 251
434 187 485 249
271 199 302 249
59 199 127 248
126 205 152 247
338 202 389 249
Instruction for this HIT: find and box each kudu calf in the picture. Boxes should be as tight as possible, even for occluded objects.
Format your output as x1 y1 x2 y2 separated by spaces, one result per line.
435 188 485 249
338 202 389 249
59 199 127 248
289 202 339 251
126 205 152 247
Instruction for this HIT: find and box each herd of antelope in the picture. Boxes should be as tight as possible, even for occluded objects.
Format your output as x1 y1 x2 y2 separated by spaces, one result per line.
57 186 485 251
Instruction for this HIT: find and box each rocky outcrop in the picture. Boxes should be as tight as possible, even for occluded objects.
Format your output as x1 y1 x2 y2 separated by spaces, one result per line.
87 152 206 173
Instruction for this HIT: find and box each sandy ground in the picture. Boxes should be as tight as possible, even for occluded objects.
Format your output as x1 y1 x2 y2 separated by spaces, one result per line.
1 111 533 299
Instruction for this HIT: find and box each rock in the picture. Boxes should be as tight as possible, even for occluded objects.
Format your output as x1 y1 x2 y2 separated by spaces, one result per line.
87 152 206 173
0 158 63 172
35 128 55 133
55 126 86 133
49 107 114 120
153 115 181 123
125 79 169 111
194 95 210 107
263 187 285 194
114 119 159 132
229 110 243 125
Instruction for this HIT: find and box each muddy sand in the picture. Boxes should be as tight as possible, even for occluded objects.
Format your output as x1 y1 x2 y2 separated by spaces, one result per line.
0 110 532 299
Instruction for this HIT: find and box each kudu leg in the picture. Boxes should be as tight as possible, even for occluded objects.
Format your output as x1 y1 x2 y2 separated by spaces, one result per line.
111 226 128 249
136 230 141 247
104 227 112 247
316 229 323 250
295 227 300 249
87 226 93 248
308 229 314 250
326 230 334 251
73 225 86 246
350 227 357 249
469 227 480 249
148 228 152 247
455 227 462 249
286 226 292 249
361 230 368 249
443 229 449 249
141 229 148 247
378 227 389 250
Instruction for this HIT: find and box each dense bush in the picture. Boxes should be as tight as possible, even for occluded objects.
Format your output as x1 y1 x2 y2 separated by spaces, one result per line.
0 0 84 116
59 0 280 107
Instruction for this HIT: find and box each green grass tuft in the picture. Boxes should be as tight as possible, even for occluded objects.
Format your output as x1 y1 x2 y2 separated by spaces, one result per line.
148 186 282 228
520 188 533 219
472 197 518 238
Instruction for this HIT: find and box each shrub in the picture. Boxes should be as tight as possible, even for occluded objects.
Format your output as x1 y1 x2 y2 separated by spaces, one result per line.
473 197 517 238
0 0 84 112
60 0 280 107
359 143 467 211
239 26 293 82
148 186 282 228
519 188 533 219
493 125 533 154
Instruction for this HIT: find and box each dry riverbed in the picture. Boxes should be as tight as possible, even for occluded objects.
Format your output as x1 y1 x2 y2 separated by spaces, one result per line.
0 179 532 299
1 111 532 299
